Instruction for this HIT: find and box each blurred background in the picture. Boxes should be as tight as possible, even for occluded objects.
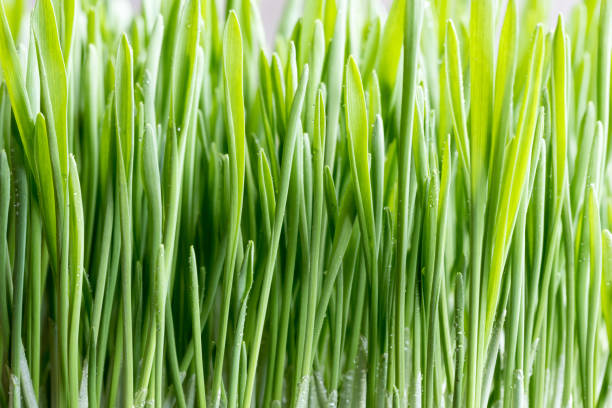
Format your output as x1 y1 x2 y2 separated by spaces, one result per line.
114 0 585 44
255 0 581 43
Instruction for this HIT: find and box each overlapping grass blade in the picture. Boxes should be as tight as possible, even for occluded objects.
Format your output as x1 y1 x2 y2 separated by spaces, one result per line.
0 1 611 407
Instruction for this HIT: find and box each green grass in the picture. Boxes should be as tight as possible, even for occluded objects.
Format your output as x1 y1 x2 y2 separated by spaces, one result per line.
0 0 612 406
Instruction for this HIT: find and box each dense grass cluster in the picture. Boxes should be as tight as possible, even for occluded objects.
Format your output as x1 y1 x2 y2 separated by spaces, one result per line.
1 0 612 406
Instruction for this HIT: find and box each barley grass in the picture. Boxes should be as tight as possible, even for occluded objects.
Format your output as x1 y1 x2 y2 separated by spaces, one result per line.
1 0 612 407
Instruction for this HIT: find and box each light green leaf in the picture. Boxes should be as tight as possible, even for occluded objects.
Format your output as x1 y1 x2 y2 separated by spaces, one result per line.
33 113 57 265
551 14 568 210
570 102 595 213
0 2 33 156
33 0 68 190
412 86 428 185
367 72 381 131
211 12 246 406
469 0 494 192
141 124 162 255
173 0 200 133
602 229 612 344
304 20 324 137
598 0 611 153
298 0 323 67
360 17 380 83
257 149 275 239
586 185 602 408
376 0 405 96
344 55 375 261
491 0 518 164
188 247 206 408
486 26 545 332
371 116 384 250
60 0 76 64
115 34 134 177
323 0 346 167
68 155 85 408
18 341 38 408
324 165 339 224
228 242 253 408
142 16 164 129
25 30 40 115
223 10 246 211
